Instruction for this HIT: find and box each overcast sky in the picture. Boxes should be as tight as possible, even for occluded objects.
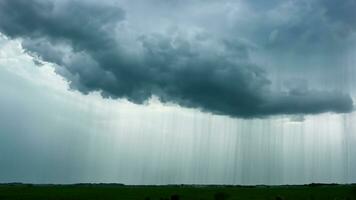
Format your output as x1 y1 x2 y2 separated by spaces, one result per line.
0 0 356 184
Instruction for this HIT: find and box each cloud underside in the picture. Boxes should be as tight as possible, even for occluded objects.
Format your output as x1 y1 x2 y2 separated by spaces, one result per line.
0 0 354 118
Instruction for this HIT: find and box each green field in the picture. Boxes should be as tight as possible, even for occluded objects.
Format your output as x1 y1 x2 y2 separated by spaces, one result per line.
0 183 355 200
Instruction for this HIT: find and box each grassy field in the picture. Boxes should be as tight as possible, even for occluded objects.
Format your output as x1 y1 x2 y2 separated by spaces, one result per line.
0 183 355 200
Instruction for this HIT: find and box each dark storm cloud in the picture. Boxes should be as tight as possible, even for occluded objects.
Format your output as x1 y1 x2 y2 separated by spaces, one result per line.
0 0 353 118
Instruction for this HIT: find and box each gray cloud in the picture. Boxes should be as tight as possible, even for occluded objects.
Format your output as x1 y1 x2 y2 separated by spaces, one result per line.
0 0 353 118
322 0 356 31
228 1 353 58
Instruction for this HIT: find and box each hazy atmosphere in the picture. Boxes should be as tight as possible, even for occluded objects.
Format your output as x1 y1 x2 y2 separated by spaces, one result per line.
0 0 356 185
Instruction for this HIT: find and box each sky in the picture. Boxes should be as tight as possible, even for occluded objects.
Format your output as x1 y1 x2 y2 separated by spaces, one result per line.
0 0 356 185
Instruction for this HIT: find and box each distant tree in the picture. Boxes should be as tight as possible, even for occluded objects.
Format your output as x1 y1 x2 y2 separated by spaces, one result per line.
275 196 284 200
214 192 229 200
171 194 180 200
352 185 356 198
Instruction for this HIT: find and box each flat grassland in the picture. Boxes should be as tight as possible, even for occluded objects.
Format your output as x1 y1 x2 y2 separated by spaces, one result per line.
0 183 355 200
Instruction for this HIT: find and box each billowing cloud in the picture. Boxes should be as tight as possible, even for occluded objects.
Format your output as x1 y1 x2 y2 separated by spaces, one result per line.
0 0 353 118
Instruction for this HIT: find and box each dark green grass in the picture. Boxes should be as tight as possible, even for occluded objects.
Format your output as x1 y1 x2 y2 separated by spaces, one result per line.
0 183 355 200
